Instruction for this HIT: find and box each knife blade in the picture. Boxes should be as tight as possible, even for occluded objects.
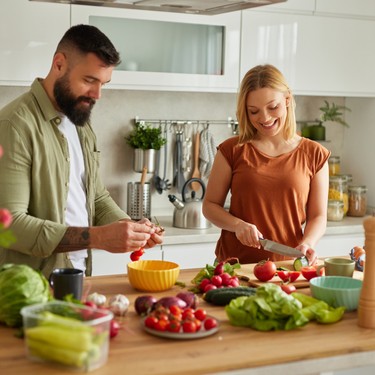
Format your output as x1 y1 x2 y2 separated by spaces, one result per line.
259 239 302 258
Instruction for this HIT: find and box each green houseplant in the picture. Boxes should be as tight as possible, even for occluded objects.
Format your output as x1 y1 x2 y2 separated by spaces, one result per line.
125 122 166 151
125 122 166 173
303 101 351 141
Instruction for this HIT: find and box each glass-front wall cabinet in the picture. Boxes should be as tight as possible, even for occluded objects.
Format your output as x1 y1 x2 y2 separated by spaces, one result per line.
71 5 240 92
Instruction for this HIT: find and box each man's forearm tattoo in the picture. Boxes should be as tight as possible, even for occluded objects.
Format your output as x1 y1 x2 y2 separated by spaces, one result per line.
55 227 91 252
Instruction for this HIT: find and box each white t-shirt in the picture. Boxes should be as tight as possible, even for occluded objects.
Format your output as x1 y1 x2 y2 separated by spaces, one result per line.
58 116 89 272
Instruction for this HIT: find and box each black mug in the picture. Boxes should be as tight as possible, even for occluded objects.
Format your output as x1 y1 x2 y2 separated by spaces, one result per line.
49 268 83 301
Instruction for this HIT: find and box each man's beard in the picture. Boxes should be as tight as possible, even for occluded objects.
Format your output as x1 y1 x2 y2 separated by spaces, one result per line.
54 74 96 127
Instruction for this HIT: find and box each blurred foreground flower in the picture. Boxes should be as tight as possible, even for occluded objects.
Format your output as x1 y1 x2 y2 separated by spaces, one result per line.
0 145 16 247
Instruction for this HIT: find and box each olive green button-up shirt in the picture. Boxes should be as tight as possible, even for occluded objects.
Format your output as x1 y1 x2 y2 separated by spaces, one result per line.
0 79 128 277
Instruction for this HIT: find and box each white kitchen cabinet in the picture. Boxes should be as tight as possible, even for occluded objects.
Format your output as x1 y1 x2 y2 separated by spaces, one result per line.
91 247 163 276
70 5 240 93
0 0 70 86
241 11 375 97
254 0 316 14
316 233 364 258
162 243 216 269
315 0 375 19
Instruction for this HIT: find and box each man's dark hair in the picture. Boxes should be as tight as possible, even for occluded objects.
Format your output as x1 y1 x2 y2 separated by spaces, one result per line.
56 24 121 66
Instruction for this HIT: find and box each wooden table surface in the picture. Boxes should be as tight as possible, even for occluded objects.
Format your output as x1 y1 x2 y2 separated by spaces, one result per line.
0 263 373 375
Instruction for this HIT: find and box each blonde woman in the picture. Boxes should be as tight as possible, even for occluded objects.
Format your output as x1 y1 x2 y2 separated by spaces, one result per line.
203 64 330 265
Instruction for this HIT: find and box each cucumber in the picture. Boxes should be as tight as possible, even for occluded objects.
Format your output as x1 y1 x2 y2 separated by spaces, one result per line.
204 287 256 305
293 256 309 271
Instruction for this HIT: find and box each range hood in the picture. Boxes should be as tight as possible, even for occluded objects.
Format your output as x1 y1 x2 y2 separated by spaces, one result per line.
30 0 287 15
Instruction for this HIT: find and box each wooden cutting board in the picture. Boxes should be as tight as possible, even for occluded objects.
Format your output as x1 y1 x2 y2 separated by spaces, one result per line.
237 261 312 289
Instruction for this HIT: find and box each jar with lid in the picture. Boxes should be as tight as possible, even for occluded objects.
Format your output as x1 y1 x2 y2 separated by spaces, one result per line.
327 199 345 221
348 185 368 217
328 156 341 176
329 175 348 215
337 174 353 184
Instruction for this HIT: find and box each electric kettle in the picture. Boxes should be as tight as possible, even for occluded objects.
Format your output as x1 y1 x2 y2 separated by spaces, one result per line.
168 178 212 229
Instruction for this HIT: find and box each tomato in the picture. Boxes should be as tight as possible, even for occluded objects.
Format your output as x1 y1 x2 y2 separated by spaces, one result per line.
110 319 120 338
182 308 195 320
204 317 218 331
145 315 158 329
166 320 181 333
182 320 197 333
130 248 144 261
253 260 277 282
169 305 182 316
194 308 207 321
154 319 169 331
277 270 301 283
280 284 297 294
301 266 324 281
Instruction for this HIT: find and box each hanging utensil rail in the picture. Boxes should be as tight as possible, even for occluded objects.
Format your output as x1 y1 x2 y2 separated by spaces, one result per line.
134 116 238 134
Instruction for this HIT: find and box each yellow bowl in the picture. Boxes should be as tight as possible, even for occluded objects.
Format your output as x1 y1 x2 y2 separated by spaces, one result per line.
127 260 180 292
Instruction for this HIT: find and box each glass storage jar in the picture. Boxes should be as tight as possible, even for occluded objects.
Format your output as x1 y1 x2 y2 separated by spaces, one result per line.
329 175 348 215
328 156 341 176
327 199 345 221
348 185 368 217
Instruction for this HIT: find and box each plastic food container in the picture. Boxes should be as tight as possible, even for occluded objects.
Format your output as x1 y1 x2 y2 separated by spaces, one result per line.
21 301 113 372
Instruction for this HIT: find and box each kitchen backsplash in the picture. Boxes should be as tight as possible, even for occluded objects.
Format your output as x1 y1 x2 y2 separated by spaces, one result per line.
0 86 349 216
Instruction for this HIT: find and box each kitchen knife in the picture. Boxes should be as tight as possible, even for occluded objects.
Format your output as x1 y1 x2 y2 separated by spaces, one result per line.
259 239 302 258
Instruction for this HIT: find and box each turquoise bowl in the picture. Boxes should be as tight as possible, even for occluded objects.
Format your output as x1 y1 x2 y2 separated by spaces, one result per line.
310 276 362 311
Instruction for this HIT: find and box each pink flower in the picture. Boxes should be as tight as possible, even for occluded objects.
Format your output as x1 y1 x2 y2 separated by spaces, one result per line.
0 209 12 229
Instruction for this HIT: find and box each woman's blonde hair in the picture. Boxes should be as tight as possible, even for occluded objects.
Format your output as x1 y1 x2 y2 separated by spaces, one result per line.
236 64 296 143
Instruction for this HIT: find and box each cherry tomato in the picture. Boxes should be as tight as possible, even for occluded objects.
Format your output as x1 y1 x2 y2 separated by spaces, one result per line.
130 248 145 262
154 319 169 331
204 317 218 331
277 270 301 283
145 315 158 329
194 308 207 321
169 305 182 316
253 260 277 282
166 320 181 333
110 319 120 338
182 308 195 320
182 320 197 333
301 266 324 281
280 284 297 294
130 252 141 262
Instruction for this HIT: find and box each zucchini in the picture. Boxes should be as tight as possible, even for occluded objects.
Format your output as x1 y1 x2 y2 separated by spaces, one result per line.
204 286 256 305
293 256 309 271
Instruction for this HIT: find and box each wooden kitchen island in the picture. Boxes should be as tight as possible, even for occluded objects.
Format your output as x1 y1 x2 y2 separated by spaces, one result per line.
1 264 375 375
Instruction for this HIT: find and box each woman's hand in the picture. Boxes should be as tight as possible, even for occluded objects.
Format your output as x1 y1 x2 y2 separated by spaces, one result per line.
296 243 318 266
234 221 263 248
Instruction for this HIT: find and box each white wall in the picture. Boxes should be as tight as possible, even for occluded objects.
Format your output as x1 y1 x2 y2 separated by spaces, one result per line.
343 97 375 209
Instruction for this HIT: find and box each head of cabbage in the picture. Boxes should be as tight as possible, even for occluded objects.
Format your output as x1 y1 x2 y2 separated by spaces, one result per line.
0 264 52 327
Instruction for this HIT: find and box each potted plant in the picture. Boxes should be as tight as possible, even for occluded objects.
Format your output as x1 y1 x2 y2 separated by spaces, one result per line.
125 122 166 173
305 101 351 141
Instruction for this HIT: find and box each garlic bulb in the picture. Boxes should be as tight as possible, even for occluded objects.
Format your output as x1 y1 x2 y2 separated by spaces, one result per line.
87 292 107 307
108 294 130 316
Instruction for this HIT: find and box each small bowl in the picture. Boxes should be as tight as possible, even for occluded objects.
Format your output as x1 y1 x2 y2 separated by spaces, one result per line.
127 260 180 292
310 276 362 311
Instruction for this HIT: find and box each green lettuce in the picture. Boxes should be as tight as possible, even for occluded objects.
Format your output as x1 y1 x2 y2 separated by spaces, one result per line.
225 283 309 331
0 264 52 327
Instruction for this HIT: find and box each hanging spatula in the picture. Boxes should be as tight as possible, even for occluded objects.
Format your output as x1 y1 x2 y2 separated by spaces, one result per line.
191 130 201 191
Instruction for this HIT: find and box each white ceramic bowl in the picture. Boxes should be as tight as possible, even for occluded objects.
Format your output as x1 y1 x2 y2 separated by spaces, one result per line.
310 276 362 311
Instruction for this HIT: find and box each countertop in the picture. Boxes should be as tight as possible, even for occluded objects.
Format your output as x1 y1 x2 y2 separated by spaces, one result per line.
157 215 368 246
1 264 375 375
